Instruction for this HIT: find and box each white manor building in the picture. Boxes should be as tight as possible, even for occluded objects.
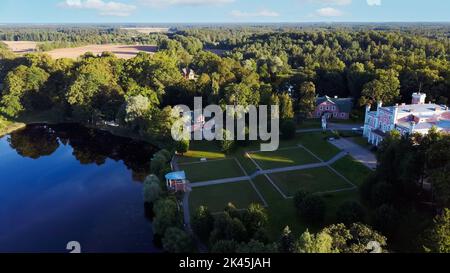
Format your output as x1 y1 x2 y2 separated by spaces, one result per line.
363 93 450 146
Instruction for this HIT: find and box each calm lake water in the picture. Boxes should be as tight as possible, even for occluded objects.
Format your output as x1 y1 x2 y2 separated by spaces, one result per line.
0 124 160 253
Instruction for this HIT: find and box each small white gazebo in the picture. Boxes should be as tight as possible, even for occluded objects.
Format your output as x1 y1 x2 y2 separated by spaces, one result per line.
165 171 189 192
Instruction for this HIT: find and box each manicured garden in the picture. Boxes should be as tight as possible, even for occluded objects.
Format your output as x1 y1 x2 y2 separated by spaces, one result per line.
248 147 320 170
183 131 374 241
252 176 363 239
296 132 341 161
268 167 354 196
331 156 373 186
189 181 263 212
180 159 245 183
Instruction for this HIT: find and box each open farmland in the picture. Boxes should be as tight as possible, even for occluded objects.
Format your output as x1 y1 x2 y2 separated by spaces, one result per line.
45 44 157 59
2 41 157 59
2 41 38 54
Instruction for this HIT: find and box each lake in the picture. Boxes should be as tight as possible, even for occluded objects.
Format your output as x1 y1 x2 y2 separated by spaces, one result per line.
0 124 160 253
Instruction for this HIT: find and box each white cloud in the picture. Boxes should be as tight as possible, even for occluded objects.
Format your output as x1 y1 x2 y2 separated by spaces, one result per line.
231 9 280 18
316 7 343 17
300 0 352 6
140 0 235 7
59 0 136 16
367 0 381 6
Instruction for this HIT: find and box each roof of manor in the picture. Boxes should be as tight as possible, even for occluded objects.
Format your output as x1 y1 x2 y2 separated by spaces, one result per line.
316 96 353 113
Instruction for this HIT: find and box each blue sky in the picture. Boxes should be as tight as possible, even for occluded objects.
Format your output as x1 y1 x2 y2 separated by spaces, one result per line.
0 0 449 23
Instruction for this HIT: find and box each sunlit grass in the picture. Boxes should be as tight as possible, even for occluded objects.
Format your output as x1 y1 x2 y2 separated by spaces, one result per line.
180 159 245 183
189 181 262 212
249 147 319 170
269 167 352 196
180 150 226 163
250 153 294 164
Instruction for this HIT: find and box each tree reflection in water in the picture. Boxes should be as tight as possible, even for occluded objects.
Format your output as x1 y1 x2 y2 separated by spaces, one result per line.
7 123 157 181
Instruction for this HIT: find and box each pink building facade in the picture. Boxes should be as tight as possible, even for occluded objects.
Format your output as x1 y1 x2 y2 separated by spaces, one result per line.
363 93 450 146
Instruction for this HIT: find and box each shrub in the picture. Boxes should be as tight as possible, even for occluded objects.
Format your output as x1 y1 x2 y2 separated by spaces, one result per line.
175 139 189 155
220 129 235 153
296 194 326 224
192 206 215 242
293 190 310 210
211 240 238 253
373 204 400 237
162 227 194 253
143 175 162 204
280 119 296 139
336 201 366 225
152 198 181 236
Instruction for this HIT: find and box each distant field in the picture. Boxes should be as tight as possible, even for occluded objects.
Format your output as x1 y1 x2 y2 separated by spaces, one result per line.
45 44 157 59
2 41 157 59
2 41 38 54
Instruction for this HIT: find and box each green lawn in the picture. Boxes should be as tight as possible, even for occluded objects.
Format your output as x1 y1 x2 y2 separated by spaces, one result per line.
180 159 245 182
189 181 263 213
321 189 365 226
331 156 373 187
269 167 353 196
253 176 306 238
183 137 373 241
252 176 363 239
178 140 226 164
297 119 321 129
348 136 373 150
296 132 341 161
249 147 320 170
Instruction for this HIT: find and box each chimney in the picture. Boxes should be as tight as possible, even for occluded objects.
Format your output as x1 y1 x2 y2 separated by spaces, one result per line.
393 104 399 124
377 101 383 109
412 92 426 105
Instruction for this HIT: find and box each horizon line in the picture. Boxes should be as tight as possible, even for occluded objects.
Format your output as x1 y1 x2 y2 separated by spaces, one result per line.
1 21 450 25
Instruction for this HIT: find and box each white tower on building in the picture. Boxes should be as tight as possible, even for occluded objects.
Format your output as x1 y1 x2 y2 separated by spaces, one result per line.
412 92 426 105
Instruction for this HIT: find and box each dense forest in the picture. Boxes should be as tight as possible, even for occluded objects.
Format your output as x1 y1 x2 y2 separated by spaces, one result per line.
0 26 165 51
0 24 449 253
1 24 450 123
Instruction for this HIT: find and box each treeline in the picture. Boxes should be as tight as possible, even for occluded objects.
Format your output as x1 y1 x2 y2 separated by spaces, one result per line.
362 129 450 252
0 27 164 48
2 25 450 107
182 27 450 106
0 36 301 142
1 26 450 141
188 203 388 253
